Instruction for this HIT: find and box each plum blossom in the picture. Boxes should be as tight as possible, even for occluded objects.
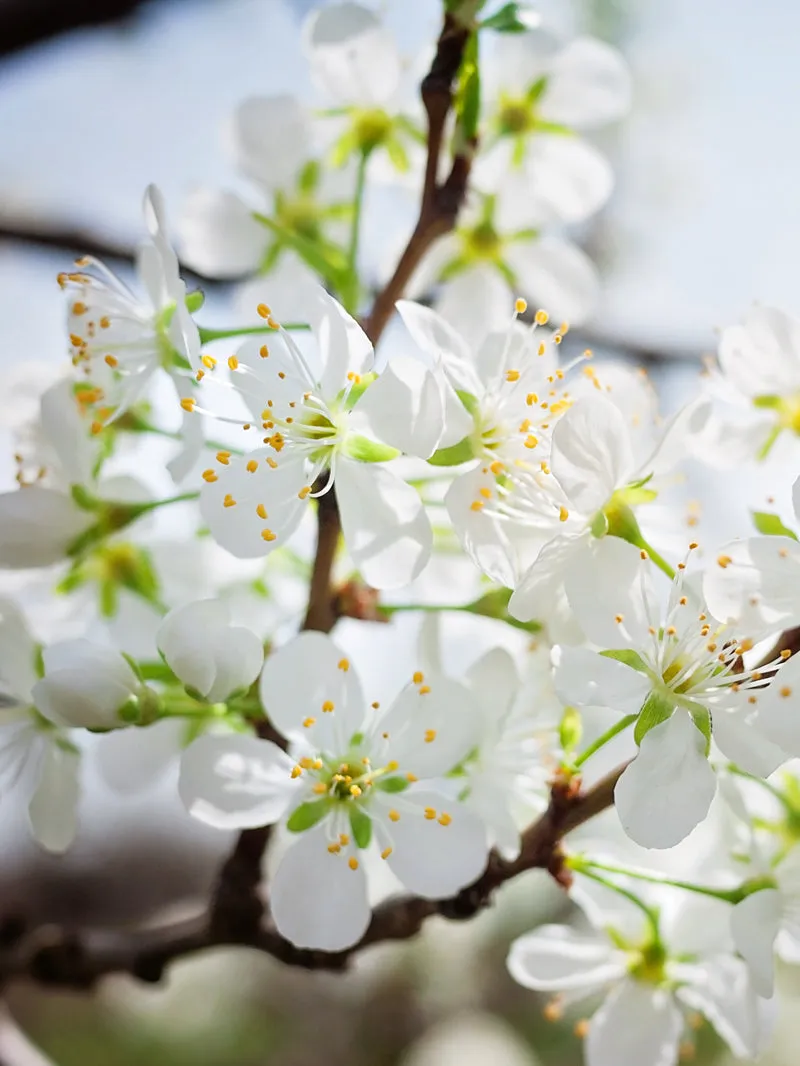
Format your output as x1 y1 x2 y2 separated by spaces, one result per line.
157 599 264 703
508 883 772 1066
694 305 800 464
178 631 489 950
554 543 793 848
32 639 144 730
61 186 200 455
191 286 435 588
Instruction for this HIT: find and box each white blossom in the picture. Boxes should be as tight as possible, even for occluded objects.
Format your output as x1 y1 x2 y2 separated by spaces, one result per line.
32 639 143 730
178 631 489 950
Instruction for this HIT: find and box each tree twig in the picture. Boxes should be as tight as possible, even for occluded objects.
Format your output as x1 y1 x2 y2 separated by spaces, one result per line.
0 764 624 988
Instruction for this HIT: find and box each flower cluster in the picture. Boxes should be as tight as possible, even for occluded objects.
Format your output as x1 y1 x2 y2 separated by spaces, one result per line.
5 3 800 1064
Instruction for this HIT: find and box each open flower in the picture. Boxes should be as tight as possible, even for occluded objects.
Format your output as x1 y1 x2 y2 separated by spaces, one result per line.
61 186 199 439
555 542 793 848
178 631 489 951
192 286 434 588
508 884 771 1066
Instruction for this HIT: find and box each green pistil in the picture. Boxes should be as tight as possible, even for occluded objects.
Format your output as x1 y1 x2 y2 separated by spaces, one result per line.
462 220 503 262
352 108 393 152
628 937 669 985
497 96 534 136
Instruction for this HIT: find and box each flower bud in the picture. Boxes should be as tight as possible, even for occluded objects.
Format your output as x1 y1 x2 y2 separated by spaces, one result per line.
32 640 143 729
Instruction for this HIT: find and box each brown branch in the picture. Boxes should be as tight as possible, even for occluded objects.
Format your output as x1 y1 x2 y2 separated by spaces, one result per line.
363 13 473 347
0 765 624 988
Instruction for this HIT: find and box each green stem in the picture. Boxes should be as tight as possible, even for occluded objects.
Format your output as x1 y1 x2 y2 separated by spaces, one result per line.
573 865 662 938
198 323 309 344
572 857 744 905
757 423 782 462
636 536 676 581
574 714 638 769
138 491 200 514
380 600 541 634
726 763 795 814
342 148 371 314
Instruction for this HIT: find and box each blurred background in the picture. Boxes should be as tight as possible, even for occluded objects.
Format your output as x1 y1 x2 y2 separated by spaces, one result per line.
2 0 800 1063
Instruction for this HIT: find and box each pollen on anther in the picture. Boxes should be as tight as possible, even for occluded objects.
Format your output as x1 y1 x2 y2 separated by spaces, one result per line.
328 842 341 853
615 614 624 624
223 494 236 508
438 812 452 826
641 550 649 560
302 717 316 729
104 354 118 368
227 355 239 371
291 766 303 779
261 528 277 542
246 459 259 473
524 435 538 449
781 649 792 660
350 784 362 797
781 686 793 698
419 685 431 695
322 700 335 713
413 671 424 684
406 772 418 782
424 729 436 743
259 345 269 358
180 397 196 413
388 809 400 822
381 847 392 860
257 303 272 319
348 857 359 871
337 658 350 672
202 469 218 483
202 354 217 369
424 807 437 820
535 309 549 325
717 554 732 569
298 485 312 499
559 506 569 522
506 369 521 383
471 500 484 512
372 700 380 709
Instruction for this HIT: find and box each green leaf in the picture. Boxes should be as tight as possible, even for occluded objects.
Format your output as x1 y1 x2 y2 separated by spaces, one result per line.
526 74 548 103
349 806 373 849
286 800 330 833
559 706 582 754
634 691 674 746
253 211 348 291
342 434 400 463
480 2 535 33
428 437 476 466
752 511 798 540
600 649 649 673
375 776 410 793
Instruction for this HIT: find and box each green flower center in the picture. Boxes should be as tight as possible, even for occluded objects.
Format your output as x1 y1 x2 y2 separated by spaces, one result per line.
628 938 669 985
462 220 503 261
497 96 534 136
353 108 393 152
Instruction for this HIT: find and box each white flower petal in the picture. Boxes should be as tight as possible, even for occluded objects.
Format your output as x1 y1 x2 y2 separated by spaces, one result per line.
730 889 781 999
178 733 296 830
745 653 800 756
712 710 788 778
395 299 481 396
307 287 372 396
39 379 99 486
676 956 773 1059
375 790 488 897
200 450 308 559
466 647 520 718
434 264 511 345
615 712 717 848
0 598 38 703
34 640 139 729
586 980 681 1066
555 647 650 716
28 739 80 854
563 536 650 648
507 925 626 992
703 536 800 634
505 237 599 327
229 95 311 190
508 532 588 638
259 631 366 749
446 467 524 589
354 356 446 459
551 395 634 515
0 487 93 569
336 459 432 589
95 719 183 794
378 676 482 779
271 823 371 950
303 2 401 107
542 36 632 129
179 188 266 277
718 306 800 398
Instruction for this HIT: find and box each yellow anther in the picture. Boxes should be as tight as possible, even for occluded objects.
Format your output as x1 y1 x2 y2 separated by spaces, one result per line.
72 301 88 315
388 809 400 822
540 461 550 474
313 782 328 794
514 297 527 314
781 649 792 660
679 596 688 606
689 541 699 550
413 671 424 684
301 717 316 730
246 459 258 473
479 487 492 499
748 695 758 705
202 469 218 483
201 354 217 369
535 309 549 325
291 766 303 779
255 504 268 520
574 1020 589 1040
90 420 103 435
371 700 380 709
313 758 323 770
261 528 277 542
196 370 205 381
381 847 393 860
543 1000 563 1023
717 554 732 569
348 857 359 871
216 451 231 465
537 343 546 356
424 729 436 743
104 354 118 368
339 834 350 846
506 369 520 383
350 785 362 797
322 700 335 713
257 303 272 319
298 485 312 499
524 435 538 449
327 842 341 853
223 494 236 508
640 549 649 560
386 760 399 771
259 344 269 358
299 758 314 769
526 392 538 406
615 614 624 624
419 685 431 695
338 658 350 672
267 316 279 330
180 397 196 413
424 807 437 820
559 506 569 522
781 686 792 698
438 812 452 826
490 460 504 475
471 500 485 512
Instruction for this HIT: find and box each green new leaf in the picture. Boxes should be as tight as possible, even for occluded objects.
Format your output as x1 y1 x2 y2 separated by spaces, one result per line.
349 806 373 849
375 776 410 793
688 705 713 756
286 800 329 833
455 32 481 145
428 437 475 466
601 648 649 673
752 511 799 541
559 706 582 755
342 434 401 463
634 691 674 746
480 2 536 33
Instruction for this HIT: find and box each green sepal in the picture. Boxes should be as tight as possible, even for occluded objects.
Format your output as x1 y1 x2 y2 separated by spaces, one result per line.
752 512 799 541
633 691 674 746
70 483 99 512
384 134 410 172
342 434 400 463
753 394 782 409
600 648 649 673
526 74 548 103
286 800 330 833
375 776 410 793
349 806 373 849
455 389 482 418
480 2 535 33
185 290 205 313
342 372 377 409
590 510 609 538
687 704 713 756
428 437 475 466
99 580 118 618
349 732 365 747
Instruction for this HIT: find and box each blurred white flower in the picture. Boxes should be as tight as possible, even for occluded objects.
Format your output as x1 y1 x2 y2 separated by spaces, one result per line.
32 638 143 730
